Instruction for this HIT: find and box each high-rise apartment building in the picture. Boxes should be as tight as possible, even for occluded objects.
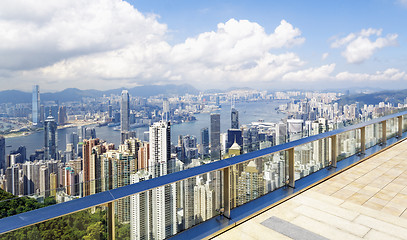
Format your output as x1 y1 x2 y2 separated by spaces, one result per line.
82 138 100 196
236 161 264 206
32 85 40 126
0 136 5 172
148 121 176 239
149 121 171 177
39 165 49 197
130 171 152 240
44 113 57 160
121 90 130 142
6 165 19 195
112 151 134 223
210 113 220 160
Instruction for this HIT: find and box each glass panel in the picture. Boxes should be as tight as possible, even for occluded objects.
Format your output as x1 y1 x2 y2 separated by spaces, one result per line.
230 151 287 208
403 115 407 132
117 169 223 240
337 130 359 161
0 205 108 240
294 138 330 180
365 123 381 149
386 118 397 139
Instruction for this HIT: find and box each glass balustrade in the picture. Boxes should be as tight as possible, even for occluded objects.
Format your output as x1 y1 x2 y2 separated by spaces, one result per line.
1 113 407 240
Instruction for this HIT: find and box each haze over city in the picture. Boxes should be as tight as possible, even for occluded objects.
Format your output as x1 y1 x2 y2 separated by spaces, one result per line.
1 0 407 91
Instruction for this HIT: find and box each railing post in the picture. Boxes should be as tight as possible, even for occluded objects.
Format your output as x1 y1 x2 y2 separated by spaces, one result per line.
288 148 295 188
360 127 365 154
223 167 230 219
331 135 337 168
108 202 115 240
381 120 387 145
398 116 403 138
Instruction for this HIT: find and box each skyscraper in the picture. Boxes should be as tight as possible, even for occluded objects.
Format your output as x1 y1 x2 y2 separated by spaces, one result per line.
149 121 171 176
0 136 5 172
210 113 220 160
227 129 243 150
82 138 99 196
44 113 57 160
32 85 40 126
58 106 67 125
231 108 239 129
163 99 170 121
121 90 130 134
148 121 176 239
200 128 209 159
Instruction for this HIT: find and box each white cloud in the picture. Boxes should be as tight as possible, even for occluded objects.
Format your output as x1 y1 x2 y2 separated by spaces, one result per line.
336 68 407 81
282 64 335 82
0 0 167 70
0 1 307 90
0 0 405 91
322 53 329 60
331 28 398 64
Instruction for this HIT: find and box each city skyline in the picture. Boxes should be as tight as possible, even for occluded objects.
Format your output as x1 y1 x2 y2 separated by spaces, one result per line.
0 0 407 91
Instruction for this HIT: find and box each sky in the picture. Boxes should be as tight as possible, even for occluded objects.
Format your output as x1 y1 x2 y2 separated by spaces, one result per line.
0 0 407 92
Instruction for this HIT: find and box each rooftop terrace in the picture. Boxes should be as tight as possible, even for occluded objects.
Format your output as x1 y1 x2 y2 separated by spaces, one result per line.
214 140 407 240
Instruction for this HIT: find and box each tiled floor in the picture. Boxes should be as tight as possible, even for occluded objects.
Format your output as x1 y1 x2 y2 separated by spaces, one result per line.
213 140 407 240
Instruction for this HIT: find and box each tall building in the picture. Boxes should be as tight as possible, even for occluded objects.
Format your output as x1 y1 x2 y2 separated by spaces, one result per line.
163 99 170 121
6 165 20 195
39 165 49 197
148 121 176 239
210 113 220 160
236 161 265 206
32 85 40 126
227 129 243 150
58 106 67 125
130 171 151 240
112 151 134 223
121 90 130 140
182 135 198 165
77 126 85 142
0 136 5 172
44 105 59 123
200 128 209 159
231 108 239 129
85 127 96 139
82 138 100 196
149 121 171 177
66 132 79 160
44 113 57 160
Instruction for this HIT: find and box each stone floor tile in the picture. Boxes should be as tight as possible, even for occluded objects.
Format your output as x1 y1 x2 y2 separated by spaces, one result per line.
347 192 371 205
364 229 403 240
354 214 407 238
291 215 363 240
293 205 369 237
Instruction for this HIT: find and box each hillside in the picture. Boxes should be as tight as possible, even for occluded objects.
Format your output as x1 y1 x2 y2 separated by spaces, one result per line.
337 89 407 106
0 84 199 104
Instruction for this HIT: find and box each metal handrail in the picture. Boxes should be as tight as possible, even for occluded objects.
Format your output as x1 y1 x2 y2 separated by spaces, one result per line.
0 110 406 234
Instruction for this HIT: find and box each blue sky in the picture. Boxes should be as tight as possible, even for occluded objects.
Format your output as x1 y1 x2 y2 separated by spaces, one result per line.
0 0 406 91
131 0 407 71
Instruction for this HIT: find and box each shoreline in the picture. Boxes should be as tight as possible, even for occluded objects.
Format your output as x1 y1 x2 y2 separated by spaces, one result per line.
2 121 99 139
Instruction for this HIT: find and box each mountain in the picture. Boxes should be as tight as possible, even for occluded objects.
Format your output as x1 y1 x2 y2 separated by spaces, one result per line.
337 89 407 106
0 84 199 104
0 90 31 104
